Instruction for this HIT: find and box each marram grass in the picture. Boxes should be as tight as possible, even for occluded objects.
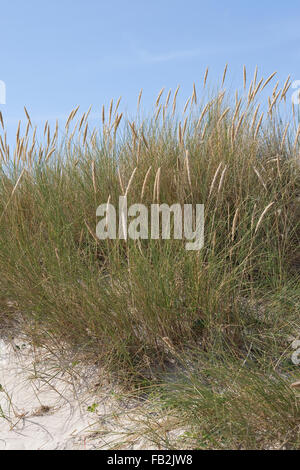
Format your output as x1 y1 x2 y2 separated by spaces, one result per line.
0 66 299 449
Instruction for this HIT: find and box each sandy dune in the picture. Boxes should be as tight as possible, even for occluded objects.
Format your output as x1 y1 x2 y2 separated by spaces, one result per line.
0 338 160 450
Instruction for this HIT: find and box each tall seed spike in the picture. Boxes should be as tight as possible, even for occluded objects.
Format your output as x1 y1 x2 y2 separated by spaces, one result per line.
203 67 208 88
222 63 228 86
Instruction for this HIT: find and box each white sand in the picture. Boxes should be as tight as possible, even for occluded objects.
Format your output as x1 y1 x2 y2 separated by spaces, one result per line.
0 337 161 450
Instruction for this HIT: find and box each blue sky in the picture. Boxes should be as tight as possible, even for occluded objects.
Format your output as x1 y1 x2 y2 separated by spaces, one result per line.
1 0 300 146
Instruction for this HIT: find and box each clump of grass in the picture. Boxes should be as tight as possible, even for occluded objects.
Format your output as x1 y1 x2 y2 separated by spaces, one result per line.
0 66 299 448
148 351 300 450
